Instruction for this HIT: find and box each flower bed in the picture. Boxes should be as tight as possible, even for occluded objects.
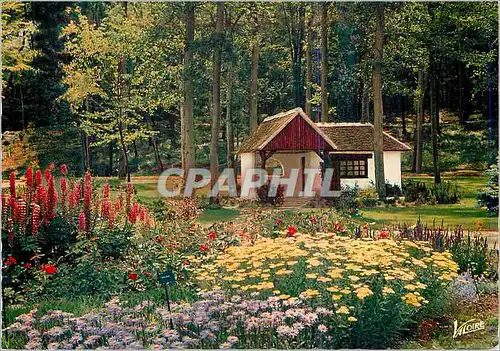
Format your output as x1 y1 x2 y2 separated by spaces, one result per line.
3 232 460 349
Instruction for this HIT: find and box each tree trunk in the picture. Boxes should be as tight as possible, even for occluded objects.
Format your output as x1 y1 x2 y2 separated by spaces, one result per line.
146 114 163 171
226 60 235 169
20 83 25 131
361 80 370 123
305 13 313 117
372 3 386 199
401 95 407 138
320 3 328 122
250 41 260 132
182 3 196 175
293 5 305 107
210 2 223 204
414 68 427 173
118 121 130 182
132 140 139 159
84 96 91 171
430 56 441 184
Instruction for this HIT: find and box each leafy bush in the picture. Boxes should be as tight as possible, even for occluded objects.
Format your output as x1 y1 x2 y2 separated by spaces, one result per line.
403 180 461 204
356 187 378 208
403 180 429 203
257 182 285 206
1 165 154 303
477 159 499 216
330 185 359 214
385 183 402 198
429 181 462 204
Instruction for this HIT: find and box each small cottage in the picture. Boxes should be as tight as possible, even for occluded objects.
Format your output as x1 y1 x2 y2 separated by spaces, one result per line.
237 107 410 197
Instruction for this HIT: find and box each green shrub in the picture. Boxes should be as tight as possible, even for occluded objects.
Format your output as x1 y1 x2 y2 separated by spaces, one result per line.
403 180 429 203
429 181 462 204
403 180 461 204
356 187 378 208
385 183 402 198
477 158 499 216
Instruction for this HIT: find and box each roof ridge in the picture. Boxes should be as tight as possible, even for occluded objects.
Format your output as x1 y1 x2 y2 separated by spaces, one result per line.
262 107 302 123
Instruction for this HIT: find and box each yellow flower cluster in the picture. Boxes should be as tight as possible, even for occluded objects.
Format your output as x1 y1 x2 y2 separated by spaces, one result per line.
194 233 458 310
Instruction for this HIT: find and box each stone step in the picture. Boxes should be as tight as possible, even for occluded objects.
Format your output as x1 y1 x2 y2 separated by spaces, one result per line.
281 197 316 208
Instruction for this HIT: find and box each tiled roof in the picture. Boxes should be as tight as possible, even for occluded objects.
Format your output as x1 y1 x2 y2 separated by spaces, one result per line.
237 108 410 153
318 123 411 151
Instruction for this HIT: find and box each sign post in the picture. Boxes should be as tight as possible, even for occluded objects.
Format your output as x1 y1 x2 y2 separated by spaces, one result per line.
157 268 176 329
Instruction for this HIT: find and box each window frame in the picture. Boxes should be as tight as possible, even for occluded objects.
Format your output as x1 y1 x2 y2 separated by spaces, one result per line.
337 154 371 179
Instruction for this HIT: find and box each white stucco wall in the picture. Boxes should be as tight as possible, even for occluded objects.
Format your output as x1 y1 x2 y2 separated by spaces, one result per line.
383 151 402 187
239 150 402 196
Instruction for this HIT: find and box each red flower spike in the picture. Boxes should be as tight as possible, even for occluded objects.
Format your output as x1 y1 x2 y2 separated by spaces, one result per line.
78 212 86 231
31 203 41 237
44 168 51 181
7 218 14 242
128 273 138 280
103 182 110 199
35 170 42 187
83 171 92 234
60 164 67 176
26 167 33 189
47 175 58 221
9 171 16 200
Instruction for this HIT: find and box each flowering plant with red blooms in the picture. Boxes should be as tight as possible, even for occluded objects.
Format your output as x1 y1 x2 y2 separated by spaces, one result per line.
287 226 297 237
208 231 217 240
200 244 209 252
5 256 17 266
379 230 390 239
310 217 317 224
43 264 57 274
128 273 139 280
23 263 31 269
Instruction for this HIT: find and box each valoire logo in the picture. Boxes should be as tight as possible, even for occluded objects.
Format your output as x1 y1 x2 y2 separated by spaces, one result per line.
453 319 485 338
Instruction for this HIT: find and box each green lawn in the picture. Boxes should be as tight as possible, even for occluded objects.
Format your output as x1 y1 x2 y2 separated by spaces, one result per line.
198 207 241 224
89 174 496 231
359 175 497 231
